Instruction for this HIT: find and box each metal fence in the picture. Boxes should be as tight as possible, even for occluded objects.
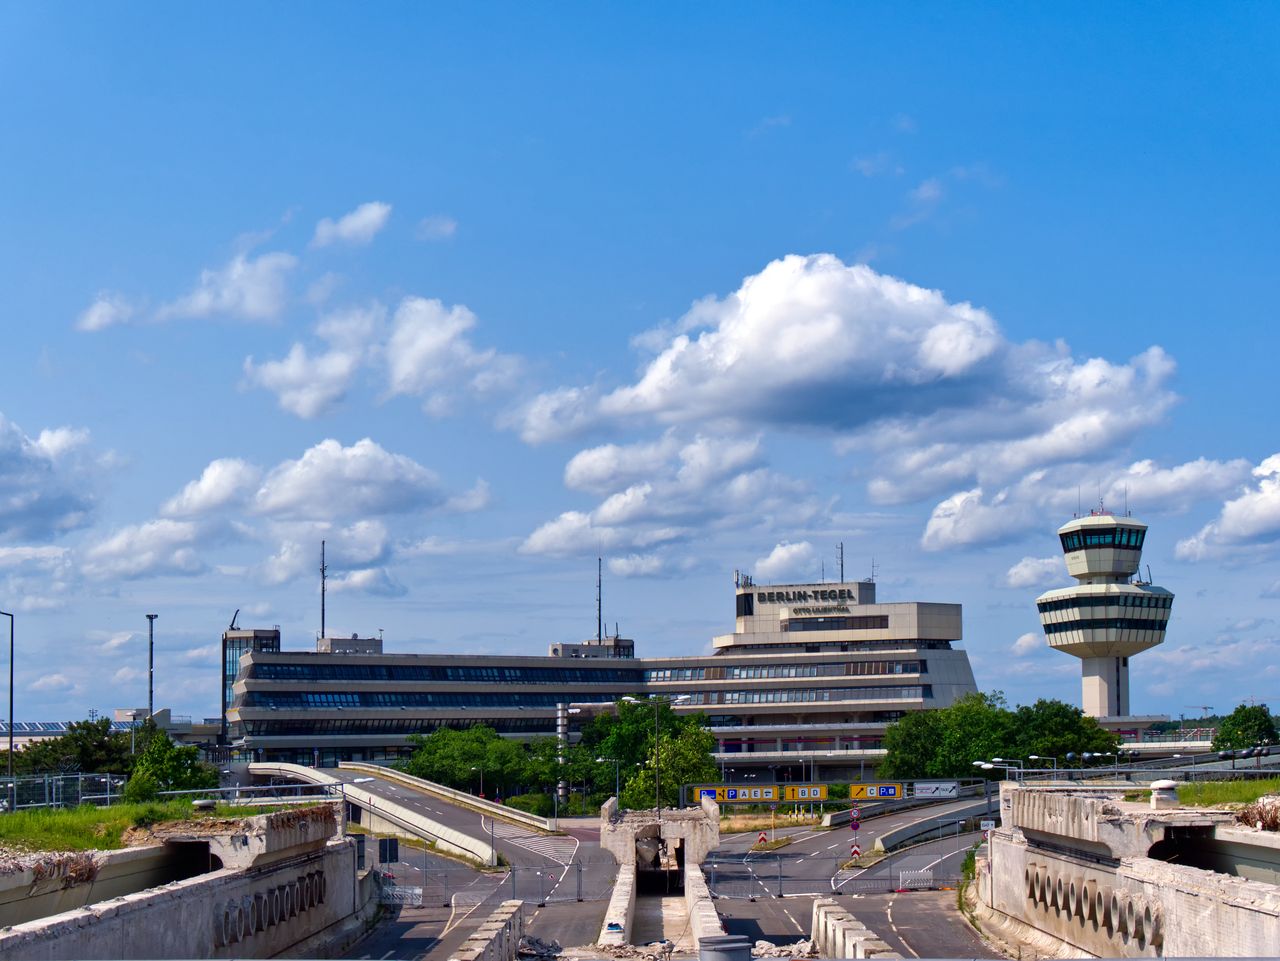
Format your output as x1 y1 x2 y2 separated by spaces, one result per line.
1 773 126 810
703 854 961 899
372 861 605 908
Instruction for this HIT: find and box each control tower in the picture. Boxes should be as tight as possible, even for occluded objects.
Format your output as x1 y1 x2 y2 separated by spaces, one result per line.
1036 512 1173 718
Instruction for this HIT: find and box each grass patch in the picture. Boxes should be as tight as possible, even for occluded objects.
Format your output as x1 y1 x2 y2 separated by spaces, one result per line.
751 837 794 852
0 800 298 852
722 814 819 833
1177 779 1280 807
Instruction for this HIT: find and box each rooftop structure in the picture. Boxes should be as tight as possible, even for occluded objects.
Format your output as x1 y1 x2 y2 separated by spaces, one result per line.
1036 511 1174 718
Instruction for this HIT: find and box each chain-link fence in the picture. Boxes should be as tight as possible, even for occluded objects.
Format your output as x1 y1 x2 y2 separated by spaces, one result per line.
703 854 961 899
0 773 126 810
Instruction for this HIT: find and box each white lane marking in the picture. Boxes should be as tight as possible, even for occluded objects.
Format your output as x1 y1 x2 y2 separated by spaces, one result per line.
481 816 580 865
784 908 802 932
442 873 506 935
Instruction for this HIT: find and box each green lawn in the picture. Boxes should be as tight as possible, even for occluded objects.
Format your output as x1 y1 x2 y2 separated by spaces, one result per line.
0 801 295 852
1177 778 1280 807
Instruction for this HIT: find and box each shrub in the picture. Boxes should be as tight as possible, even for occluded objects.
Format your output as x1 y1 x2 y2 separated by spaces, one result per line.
504 793 553 816
122 771 159 804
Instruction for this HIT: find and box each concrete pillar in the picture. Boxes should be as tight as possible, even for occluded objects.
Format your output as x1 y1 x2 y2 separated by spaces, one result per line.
1081 656 1128 717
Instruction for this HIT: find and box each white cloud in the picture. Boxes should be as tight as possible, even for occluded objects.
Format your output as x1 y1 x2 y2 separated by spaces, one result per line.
82 519 205 580
0 414 95 540
512 386 600 444
253 438 448 520
851 152 901 177
521 512 627 557
754 541 816 582
96 631 137 654
1177 453 1280 560
445 479 491 513
1005 556 1063 590
156 251 297 322
564 436 681 494
399 535 460 557
1012 632 1044 657
162 458 261 517
31 673 73 692
922 488 1030 552
0 546 68 569
415 215 457 241
111 667 144 685
312 201 392 248
608 554 665 577
243 343 364 418
327 567 406 596
76 292 134 332
384 297 519 413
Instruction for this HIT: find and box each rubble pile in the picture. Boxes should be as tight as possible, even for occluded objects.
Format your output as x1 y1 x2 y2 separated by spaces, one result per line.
518 934 563 958
752 938 815 957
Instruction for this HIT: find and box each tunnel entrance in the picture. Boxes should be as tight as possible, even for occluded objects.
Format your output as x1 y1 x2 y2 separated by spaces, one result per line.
634 830 685 895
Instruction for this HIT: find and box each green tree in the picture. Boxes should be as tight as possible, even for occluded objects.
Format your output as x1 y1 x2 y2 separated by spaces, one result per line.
124 730 217 800
1213 704 1279 751
1009 699 1117 761
11 717 144 776
399 725 528 796
619 725 720 809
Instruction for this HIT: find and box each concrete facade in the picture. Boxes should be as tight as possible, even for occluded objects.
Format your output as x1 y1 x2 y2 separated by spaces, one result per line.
975 784 1280 957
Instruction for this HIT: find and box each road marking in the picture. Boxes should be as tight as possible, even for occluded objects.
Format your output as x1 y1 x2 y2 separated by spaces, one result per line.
784 908 802 932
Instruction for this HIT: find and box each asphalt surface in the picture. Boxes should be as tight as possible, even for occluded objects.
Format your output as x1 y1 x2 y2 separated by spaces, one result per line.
329 770 617 958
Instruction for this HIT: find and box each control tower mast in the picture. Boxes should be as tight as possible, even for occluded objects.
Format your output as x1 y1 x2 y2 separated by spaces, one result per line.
1036 512 1174 718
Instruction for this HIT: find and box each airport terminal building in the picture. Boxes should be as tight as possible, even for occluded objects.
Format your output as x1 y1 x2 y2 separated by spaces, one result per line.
226 576 978 776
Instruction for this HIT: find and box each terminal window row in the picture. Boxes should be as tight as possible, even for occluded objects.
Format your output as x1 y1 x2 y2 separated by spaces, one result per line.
247 663 644 684
238 690 626 710
242 716 558 736
644 659 923 682
1042 617 1170 635
1037 594 1172 614
780 615 890 632
688 684 929 706
1059 527 1146 552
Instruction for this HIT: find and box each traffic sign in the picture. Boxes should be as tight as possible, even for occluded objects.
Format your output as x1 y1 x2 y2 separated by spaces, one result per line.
980 819 996 831
698 785 782 803
851 821 861 832
912 781 959 799
850 842 861 857
848 783 903 800
782 783 829 801
757 832 768 845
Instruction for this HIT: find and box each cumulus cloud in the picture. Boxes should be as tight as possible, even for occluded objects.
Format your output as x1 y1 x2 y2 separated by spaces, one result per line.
312 201 392 248
254 438 447 520
82 519 205 580
156 251 297 322
922 488 1029 551
1012 631 1044 657
31 673 73 692
162 459 261 517
76 292 134 332
327 567 407 596
1177 453 1280 560
0 414 95 540
564 436 681 494
1005 556 1062 590
384 297 519 414
512 386 600 444
415 215 457 241
754 541 816 581
608 553 665 577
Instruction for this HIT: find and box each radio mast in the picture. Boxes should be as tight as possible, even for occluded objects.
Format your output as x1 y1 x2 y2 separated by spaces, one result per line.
320 540 327 639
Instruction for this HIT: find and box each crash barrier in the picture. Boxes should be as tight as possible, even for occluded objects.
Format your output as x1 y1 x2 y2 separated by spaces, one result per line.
448 899 524 961
250 762 495 865
872 798 994 854
822 782 989 827
685 863 725 948
810 897 902 959
339 761 555 832
597 863 635 947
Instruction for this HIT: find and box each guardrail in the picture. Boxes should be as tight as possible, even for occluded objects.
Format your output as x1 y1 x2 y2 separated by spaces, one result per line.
248 762 496 865
337 761 555 832
872 797 995 854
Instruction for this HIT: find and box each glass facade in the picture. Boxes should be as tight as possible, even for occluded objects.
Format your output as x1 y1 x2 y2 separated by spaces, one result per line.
780 615 890 632
1038 594 1172 614
1059 527 1146 553
688 684 929 705
248 662 643 684
1042 617 1169 635
242 690 626 709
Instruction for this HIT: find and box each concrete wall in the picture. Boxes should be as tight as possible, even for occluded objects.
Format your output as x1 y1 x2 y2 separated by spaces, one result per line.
683 864 724 949
809 898 901 959
872 798 993 853
976 786 1280 958
448 899 523 961
0 837 374 960
251 762 495 864
338 762 554 832
597 863 635 947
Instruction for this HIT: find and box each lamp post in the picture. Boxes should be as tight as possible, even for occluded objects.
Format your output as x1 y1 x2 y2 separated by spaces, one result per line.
625 694 690 822
145 614 157 719
0 610 11 813
597 756 620 800
471 765 484 798
1028 755 1058 770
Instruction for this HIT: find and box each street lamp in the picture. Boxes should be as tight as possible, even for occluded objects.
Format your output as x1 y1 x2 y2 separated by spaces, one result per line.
624 694 691 821
145 614 158 719
0 610 11 813
1028 755 1058 770
471 765 484 797
596 756 621 800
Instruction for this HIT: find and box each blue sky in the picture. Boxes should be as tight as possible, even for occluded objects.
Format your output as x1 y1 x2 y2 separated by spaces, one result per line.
1 4 1278 722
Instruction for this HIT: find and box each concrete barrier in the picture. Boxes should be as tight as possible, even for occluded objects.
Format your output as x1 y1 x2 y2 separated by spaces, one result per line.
810 897 902 959
0 836 375 960
339 762 555 832
872 797 994 853
448 899 524 961
597 863 635 947
684 863 725 949
250 763 495 865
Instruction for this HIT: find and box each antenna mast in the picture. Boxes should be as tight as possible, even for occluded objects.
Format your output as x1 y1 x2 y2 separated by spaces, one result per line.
320 540 327 639
838 542 845 582
596 557 603 643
